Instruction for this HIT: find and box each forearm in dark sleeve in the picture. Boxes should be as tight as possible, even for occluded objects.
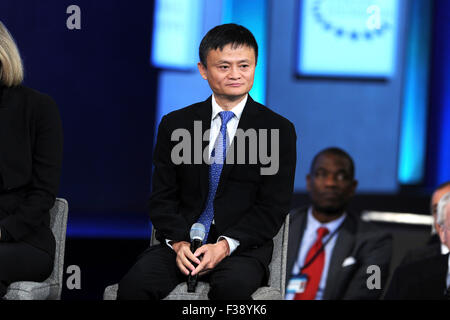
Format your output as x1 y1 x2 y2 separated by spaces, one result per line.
0 96 63 241
148 115 189 242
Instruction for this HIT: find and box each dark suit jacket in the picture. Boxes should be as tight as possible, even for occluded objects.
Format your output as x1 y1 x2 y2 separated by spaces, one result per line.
0 85 63 258
400 234 442 266
384 253 449 300
148 95 297 272
287 206 393 299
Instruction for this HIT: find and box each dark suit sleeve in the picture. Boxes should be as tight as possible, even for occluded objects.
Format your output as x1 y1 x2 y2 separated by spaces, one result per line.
342 232 393 300
148 115 190 242
383 265 405 300
0 95 63 241
223 120 297 251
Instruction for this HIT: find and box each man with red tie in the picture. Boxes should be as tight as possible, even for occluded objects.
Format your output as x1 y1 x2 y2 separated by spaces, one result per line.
286 148 392 300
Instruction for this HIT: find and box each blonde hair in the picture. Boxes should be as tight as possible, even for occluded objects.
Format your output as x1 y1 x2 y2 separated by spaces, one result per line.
0 21 23 86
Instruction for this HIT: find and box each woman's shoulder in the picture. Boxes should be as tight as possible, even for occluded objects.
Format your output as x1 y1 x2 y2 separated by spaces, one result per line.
2 84 58 113
6 84 55 102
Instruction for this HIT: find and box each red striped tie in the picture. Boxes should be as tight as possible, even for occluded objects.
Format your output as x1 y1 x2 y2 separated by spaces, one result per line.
294 227 329 300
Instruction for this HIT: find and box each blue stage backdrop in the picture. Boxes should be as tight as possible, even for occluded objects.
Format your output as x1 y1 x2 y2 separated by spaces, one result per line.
1 0 449 238
0 0 158 237
268 0 408 193
426 0 450 188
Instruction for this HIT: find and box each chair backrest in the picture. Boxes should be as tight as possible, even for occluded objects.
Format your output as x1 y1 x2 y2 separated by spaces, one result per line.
268 215 289 298
150 215 290 297
150 227 159 246
47 198 69 299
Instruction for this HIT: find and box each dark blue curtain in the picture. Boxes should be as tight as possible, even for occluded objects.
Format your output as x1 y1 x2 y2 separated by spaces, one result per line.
0 0 158 236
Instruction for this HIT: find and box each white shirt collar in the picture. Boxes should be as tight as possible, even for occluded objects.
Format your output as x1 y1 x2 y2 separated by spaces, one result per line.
442 244 450 255
211 94 248 121
307 206 347 236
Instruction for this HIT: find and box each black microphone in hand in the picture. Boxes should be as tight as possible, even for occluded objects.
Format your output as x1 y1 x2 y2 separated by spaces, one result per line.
187 223 206 293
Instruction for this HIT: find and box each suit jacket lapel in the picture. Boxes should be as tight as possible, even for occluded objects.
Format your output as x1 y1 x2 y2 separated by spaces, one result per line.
286 207 308 278
216 96 260 197
193 96 213 201
323 215 357 300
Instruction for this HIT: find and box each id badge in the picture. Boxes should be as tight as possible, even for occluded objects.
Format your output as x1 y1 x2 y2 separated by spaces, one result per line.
287 274 308 294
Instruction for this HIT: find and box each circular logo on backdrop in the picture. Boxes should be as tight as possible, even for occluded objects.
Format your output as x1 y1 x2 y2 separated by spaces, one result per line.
312 0 393 40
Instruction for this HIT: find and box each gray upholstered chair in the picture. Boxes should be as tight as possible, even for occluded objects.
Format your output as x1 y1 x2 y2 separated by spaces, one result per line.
103 215 289 300
4 198 69 300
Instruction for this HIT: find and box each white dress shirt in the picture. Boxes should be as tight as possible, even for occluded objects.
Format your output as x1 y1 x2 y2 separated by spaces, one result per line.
208 94 247 160
166 94 248 255
441 243 449 255
286 207 347 300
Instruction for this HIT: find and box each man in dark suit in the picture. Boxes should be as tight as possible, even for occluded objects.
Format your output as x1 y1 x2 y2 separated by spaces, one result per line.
385 192 450 300
118 24 297 300
400 182 450 266
286 148 392 300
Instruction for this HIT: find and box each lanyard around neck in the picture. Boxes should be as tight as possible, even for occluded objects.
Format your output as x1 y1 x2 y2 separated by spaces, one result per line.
299 222 344 273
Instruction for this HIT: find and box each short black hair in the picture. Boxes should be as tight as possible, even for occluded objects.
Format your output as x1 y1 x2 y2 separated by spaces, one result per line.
310 147 355 179
199 23 258 67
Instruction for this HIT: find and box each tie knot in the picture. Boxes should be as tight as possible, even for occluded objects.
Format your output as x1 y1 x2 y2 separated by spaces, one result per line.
317 227 329 239
219 111 234 127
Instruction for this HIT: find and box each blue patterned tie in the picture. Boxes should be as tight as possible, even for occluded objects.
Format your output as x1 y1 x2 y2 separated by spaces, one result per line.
197 111 235 243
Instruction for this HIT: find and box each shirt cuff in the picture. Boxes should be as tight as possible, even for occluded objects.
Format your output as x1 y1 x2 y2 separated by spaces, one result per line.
218 236 240 255
0 227 12 242
165 239 174 250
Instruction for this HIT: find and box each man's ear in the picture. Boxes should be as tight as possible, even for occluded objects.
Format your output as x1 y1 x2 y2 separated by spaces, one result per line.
198 62 208 80
306 174 311 192
350 180 358 196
